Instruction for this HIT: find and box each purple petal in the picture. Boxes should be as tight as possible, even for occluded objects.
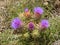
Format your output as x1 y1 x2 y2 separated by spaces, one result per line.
34 7 44 15
11 17 22 30
40 20 49 28
28 22 34 30
24 8 29 12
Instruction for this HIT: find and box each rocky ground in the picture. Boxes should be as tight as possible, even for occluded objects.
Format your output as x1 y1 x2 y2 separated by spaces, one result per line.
0 0 7 32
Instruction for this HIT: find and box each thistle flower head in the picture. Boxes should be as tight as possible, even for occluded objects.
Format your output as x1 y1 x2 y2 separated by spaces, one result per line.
28 22 34 30
34 7 44 15
11 17 23 30
24 8 29 12
40 19 49 28
24 8 30 18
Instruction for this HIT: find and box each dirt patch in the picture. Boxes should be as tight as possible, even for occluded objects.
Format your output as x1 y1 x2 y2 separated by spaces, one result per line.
52 40 60 45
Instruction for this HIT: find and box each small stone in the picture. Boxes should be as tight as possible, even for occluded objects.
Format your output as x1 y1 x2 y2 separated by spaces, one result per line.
44 2 48 6
52 40 60 45
0 32 1 34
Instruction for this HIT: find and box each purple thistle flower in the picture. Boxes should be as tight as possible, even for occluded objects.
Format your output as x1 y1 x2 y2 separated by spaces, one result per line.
28 22 34 30
40 20 49 28
24 8 30 18
24 8 29 12
11 17 23 30
34 7 44 15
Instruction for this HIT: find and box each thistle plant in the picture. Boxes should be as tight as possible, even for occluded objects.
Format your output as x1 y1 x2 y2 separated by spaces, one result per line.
10 6 53 45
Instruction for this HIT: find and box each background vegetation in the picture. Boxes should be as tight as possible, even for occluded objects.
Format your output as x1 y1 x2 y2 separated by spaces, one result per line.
0 0 60 45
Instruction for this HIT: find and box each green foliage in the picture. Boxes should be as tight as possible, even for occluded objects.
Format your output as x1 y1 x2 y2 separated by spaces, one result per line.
0 16 60 45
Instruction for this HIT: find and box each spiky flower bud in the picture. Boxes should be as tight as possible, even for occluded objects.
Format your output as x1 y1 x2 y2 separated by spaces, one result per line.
24 8 30 18
28 22 34 30
23 32 30 39
31 30 40 38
